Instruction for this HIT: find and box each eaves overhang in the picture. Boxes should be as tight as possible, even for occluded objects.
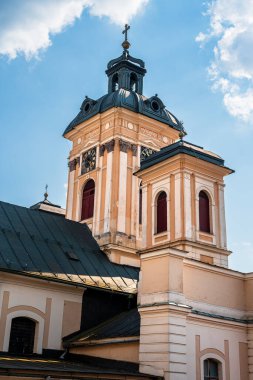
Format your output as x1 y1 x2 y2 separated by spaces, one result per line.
134 140 234 175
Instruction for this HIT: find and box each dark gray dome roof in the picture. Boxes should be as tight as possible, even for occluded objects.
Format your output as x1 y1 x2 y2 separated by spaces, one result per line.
63 89 183 135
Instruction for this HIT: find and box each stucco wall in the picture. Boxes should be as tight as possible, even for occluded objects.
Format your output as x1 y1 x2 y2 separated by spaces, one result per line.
139 249 251 379
0 273 83 353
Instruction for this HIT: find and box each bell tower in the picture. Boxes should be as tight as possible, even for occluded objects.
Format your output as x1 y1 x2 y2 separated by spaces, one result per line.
64 26 184 267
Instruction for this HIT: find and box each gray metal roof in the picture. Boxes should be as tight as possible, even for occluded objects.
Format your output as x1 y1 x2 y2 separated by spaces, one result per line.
64 308 140 345
136 140 234 174
63 89 184 135
0 354 159 378
0 201 138 293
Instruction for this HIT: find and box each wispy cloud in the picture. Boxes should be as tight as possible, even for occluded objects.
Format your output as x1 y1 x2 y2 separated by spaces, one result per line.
0 0 149 60
196 0 253 124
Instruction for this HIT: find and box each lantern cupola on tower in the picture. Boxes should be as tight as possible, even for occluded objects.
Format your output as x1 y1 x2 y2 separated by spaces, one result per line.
106 24 146 95
64 24 184 136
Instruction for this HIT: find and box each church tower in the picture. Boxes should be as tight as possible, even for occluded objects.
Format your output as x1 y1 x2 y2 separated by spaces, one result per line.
64 26 232 268
63 26 183 267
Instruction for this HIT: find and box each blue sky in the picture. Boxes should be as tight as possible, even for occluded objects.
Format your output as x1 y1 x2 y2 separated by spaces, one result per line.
0 0 253 272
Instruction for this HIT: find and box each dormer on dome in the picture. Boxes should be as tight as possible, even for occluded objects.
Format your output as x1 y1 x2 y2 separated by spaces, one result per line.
80 96 97 114
144 95 165 112
106 25 146 95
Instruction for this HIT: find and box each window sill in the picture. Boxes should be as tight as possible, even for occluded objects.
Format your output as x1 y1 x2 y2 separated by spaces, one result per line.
80 217 93 224
154 231 168 237
198 231 215 245
198 230 213 236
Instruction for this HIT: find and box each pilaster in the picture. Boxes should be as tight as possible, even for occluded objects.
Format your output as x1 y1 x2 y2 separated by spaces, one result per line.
139 305 188 380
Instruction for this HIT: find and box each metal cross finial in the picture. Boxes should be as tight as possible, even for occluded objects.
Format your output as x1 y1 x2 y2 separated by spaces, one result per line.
122 24 131 51
122 24 130 41
44 184 48 201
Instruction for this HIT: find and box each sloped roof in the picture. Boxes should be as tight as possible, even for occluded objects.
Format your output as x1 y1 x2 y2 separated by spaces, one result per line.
64 308 140 345
136 140 234 174
0 354 160 379
63 89 184 136
0 201 138 293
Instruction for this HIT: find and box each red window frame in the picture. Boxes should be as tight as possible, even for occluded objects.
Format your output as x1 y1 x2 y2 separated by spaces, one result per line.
156 191 167 234
81 180 95 220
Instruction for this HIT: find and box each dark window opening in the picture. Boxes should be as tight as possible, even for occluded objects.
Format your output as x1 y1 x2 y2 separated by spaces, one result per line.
81 179 95 220
112 74 119 92
199 190 211 233
156 191 167 234
151 100 160 111
84 102 90 112
139 182 142 225
130 73 138 92
8 317 36 355
204 358 219 380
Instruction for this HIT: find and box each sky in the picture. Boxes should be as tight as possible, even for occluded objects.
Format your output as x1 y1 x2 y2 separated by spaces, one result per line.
0 0 253 272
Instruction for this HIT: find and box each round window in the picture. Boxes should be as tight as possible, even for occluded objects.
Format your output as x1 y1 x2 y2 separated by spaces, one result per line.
151 100 160 111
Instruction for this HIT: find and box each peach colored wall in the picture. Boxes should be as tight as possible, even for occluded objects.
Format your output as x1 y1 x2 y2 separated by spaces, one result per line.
70 341 139 363
184 264 245 310
139 249 252 379
61 301 82 338
245 276 253 312
140 251 247 311
141 255 183 294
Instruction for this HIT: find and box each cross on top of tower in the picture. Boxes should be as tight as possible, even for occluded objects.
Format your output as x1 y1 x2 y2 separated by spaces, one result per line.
44 184 48 201
122 24 130 41
122 24 131 51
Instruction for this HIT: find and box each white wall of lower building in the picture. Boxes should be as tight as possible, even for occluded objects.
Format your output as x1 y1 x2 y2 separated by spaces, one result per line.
0 275 83 353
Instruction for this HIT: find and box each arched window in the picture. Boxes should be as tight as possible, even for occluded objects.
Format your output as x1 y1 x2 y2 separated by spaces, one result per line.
81 179 95 220
156 191 167 234
139 182 142 225
199 190 210 233
112 74 119 92
204 358 220 380
8 317 36 355
130 73 138 92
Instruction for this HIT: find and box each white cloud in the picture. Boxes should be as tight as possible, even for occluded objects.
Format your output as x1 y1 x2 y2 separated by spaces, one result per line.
196 0 253 124
0 0 149 60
